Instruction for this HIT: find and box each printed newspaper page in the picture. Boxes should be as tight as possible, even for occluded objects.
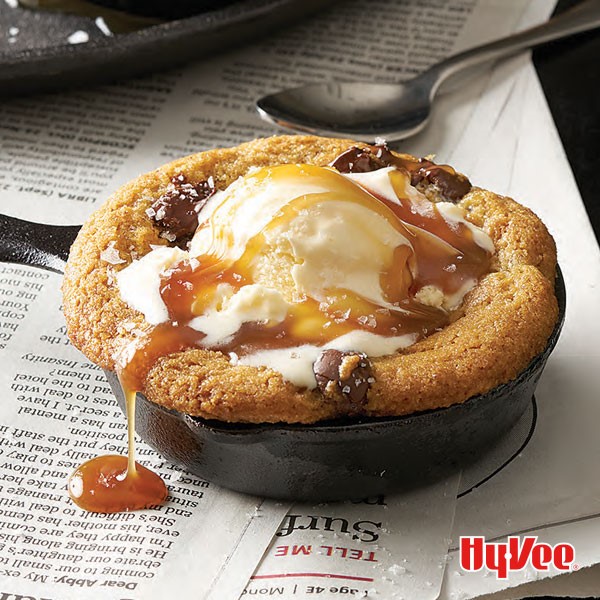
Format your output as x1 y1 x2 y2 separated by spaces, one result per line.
1 1 577 599
245 478 459 600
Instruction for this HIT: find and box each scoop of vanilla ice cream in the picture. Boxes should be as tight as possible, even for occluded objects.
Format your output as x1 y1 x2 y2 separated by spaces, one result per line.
189 164 413 306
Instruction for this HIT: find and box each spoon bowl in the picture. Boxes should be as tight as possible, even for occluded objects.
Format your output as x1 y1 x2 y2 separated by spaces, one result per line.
257 80 432 142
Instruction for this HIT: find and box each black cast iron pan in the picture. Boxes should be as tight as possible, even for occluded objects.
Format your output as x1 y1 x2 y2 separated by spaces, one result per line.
0 213 566 501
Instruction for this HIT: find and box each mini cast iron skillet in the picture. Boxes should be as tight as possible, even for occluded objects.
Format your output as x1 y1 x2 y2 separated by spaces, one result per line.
0 213 566 501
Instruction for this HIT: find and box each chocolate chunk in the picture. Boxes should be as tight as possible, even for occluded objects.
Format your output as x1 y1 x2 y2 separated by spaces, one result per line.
313 349 373 411
411 159 471 202
330 142 412 175
149 174 215 242
330 144 471 202
373 143 472 202
371 142 396 164
330 146 388 174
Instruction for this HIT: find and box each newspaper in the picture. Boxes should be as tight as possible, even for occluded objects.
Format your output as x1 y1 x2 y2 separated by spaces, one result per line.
4 0 597 598
245 477 459 600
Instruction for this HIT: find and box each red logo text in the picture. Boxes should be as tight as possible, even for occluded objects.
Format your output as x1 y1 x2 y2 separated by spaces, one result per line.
459 536 575 579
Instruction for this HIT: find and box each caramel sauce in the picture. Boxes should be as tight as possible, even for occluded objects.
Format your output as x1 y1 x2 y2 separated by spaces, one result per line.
384 169 490 292
119 163 492 390
68 387 168 513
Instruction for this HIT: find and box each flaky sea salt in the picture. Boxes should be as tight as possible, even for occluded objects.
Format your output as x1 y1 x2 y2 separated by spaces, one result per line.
105 267 116 286
7 25 18 43
388 563 407 575
100 241 126 265
67 30 89 45
95 16 112 36
160 231 177 242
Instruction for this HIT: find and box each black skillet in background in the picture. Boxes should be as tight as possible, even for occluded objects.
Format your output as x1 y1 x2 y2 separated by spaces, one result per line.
0 0 329 96
0 213 566 501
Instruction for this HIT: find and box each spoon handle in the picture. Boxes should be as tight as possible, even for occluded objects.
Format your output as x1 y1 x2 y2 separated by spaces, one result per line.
425 0 600 94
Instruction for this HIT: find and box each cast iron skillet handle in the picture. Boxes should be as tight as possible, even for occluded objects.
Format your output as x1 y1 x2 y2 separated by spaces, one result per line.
0 213 81 275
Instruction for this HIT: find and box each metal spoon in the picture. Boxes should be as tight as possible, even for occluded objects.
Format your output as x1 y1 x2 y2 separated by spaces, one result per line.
256 0 600 141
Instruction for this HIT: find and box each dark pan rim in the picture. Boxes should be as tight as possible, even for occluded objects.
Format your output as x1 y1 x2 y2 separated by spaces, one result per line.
0 0 318 64
127 265 566 436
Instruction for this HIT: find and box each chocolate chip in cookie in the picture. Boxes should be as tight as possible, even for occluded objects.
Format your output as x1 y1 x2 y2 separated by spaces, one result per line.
410 159 471 202
148 174 215 244
313 349 373 412
330 147 388 174
331 143 471 203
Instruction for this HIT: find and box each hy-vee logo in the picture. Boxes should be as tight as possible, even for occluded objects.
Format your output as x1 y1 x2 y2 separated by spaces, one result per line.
459 536 576 579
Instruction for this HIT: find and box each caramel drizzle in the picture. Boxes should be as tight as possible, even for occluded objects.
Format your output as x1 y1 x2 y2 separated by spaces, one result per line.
119 164 491 392
66 387 168 513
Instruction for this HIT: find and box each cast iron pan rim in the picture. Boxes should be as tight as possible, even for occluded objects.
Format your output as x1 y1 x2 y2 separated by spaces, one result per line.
1 0 302 63
128 265 566 437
